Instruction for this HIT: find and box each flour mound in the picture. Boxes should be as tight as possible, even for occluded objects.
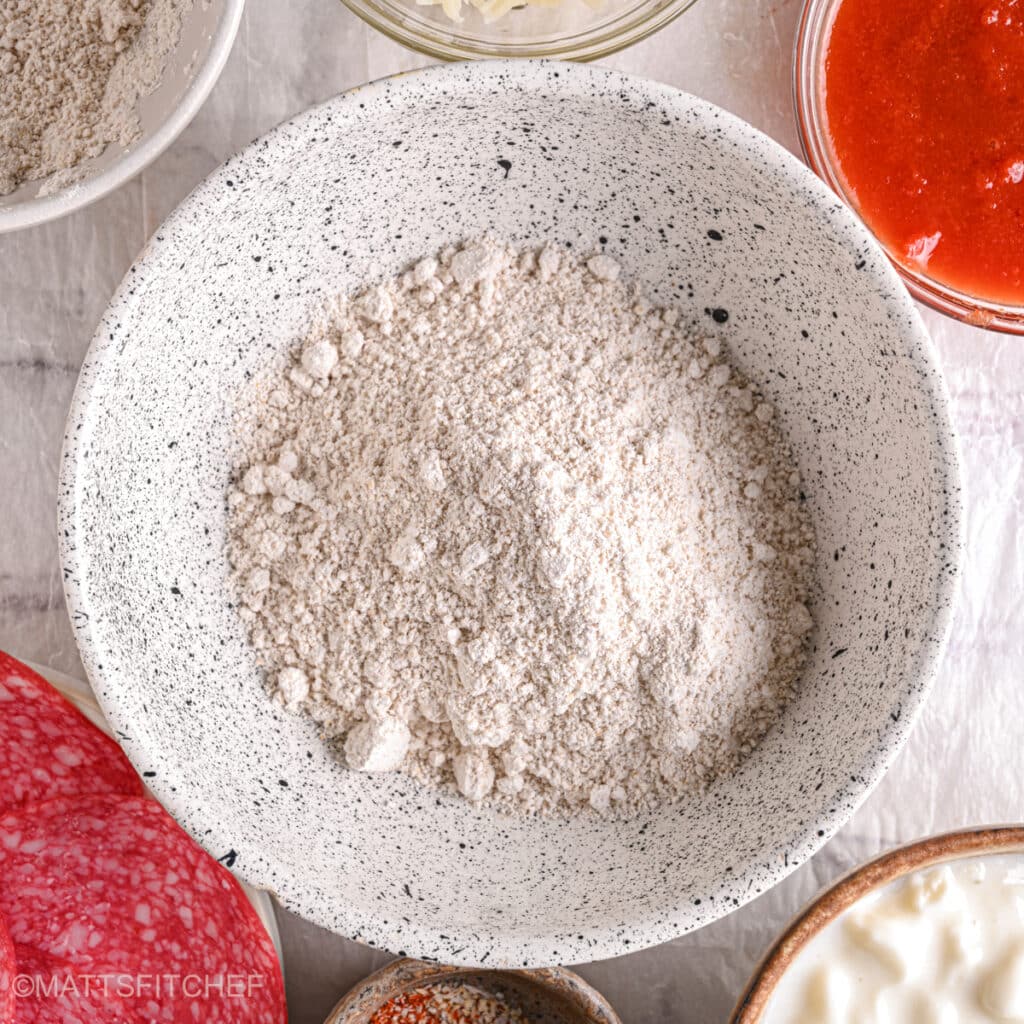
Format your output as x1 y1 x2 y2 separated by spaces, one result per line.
227 240 816 817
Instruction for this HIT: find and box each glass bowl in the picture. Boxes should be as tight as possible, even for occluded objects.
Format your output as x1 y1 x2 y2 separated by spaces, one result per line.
794 0 1024 335
337 0 700 61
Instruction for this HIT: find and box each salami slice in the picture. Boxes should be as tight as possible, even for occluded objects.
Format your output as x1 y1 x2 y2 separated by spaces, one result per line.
0 795 286 1024
10 946 134 1024
0 916 13 1024
0 651 142 814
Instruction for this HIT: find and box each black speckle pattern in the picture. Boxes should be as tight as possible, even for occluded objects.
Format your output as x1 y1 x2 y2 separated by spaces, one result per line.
57 61 963 969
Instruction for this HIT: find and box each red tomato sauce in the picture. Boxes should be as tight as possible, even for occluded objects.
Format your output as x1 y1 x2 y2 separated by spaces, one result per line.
823 0 1024 305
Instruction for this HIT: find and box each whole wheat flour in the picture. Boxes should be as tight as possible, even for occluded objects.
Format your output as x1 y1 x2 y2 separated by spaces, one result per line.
227 240 817 817
0 0 190 197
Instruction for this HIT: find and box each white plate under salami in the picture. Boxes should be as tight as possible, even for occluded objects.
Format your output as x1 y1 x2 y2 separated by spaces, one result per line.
0 794 286 1023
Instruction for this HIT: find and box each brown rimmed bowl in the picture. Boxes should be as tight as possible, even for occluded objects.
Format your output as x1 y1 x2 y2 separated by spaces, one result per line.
325 958 622 1024
730 826 1024 1022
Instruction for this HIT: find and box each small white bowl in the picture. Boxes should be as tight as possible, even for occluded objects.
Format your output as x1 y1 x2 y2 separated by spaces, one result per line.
0 0 244 234
59 61 962 968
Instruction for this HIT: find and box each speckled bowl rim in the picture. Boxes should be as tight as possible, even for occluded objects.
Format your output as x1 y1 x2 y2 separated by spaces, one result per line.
730 827 1024 1022
0 0 245 235
324 958 622 1024
59 59 964 966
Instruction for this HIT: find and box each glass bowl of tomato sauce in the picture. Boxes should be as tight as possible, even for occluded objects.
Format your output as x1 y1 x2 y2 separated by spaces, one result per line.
795 0 1024 334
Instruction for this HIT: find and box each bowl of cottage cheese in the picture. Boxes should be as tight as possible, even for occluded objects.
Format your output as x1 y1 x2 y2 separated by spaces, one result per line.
58 60 962 967
733 828 1024 1024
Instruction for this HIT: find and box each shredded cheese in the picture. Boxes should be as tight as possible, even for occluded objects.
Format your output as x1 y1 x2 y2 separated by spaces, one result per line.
415 0 598 26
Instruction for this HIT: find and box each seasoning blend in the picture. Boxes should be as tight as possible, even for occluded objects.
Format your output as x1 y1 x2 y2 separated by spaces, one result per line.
369 982 531 1024
328 961 622 1024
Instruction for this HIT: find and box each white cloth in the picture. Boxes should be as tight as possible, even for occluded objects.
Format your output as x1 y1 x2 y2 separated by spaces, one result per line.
0 1 1019 1021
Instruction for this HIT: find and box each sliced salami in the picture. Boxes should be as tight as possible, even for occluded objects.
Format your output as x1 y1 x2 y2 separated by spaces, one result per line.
0 916 13 1024
11 946 133 1024
0 795 286 1024
0 652 142 814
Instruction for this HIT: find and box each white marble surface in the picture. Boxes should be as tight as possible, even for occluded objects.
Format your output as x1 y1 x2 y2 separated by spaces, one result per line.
2 1 1023 1022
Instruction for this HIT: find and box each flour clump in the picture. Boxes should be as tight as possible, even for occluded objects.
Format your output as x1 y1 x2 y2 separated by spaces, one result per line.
227 239 816 817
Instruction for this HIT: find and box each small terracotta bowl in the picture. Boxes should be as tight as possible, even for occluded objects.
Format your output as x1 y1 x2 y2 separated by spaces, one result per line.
730 826 1024 1022
325 958 622 1024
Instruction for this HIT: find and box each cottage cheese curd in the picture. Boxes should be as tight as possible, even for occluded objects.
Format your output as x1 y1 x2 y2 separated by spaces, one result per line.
765 855 1024 1023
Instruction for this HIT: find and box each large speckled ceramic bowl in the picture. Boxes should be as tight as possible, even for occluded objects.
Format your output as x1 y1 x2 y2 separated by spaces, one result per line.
59 61 962 967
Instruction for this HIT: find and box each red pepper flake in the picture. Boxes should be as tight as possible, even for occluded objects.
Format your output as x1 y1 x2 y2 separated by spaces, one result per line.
368 982 531 1024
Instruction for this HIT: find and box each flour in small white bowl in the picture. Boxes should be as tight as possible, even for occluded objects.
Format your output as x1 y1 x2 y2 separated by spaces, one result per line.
227 239 816 817
0 0 190 196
